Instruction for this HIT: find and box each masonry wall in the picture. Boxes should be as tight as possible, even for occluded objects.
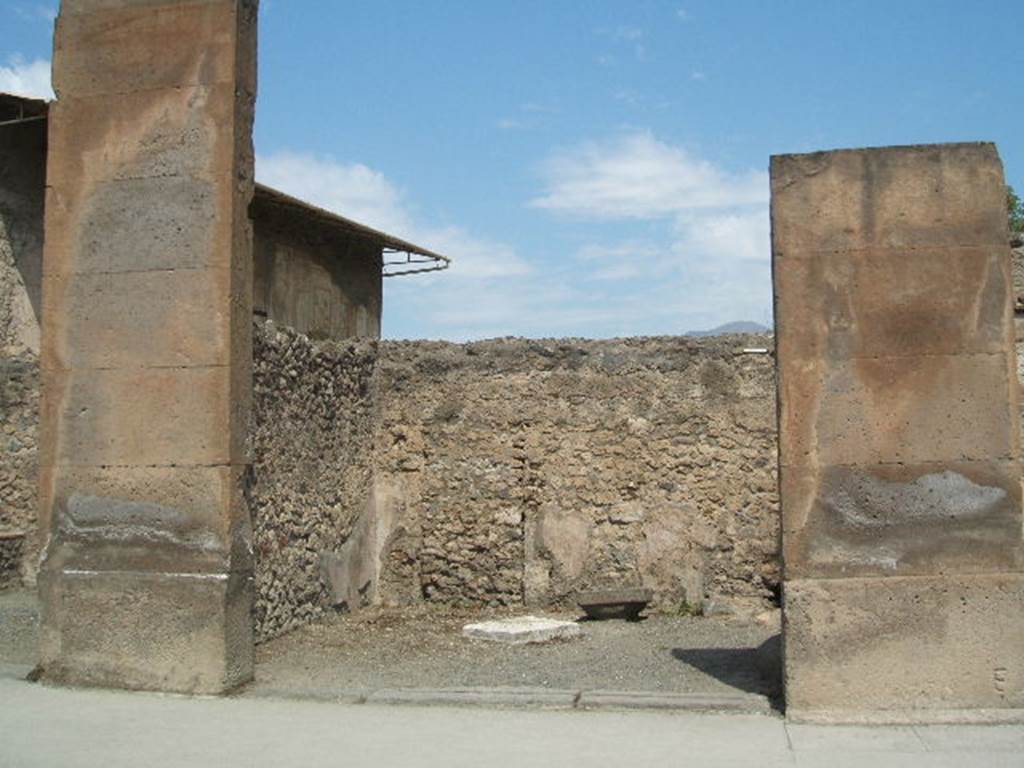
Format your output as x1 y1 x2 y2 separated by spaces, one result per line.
249 320 378 639
0 117 45 586
249 326 781 640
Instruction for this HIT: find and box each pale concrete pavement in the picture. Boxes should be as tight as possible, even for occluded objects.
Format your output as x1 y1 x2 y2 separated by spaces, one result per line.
1 673 1022 768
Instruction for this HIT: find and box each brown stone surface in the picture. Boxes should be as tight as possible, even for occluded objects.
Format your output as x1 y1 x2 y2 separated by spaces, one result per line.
784 574 1024 714
0 107 45 585
38 568 253 693
770 143 1007 253
775 246 1010 362
38 0 256 693
781 460 1024 579
248 323 780 640
772 142 1022 716
779 353 1016 468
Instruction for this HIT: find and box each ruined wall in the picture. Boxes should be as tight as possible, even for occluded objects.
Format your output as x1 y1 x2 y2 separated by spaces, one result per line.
249 329 780 638
0 116 45 587
370 336 779 614
249 319 378 639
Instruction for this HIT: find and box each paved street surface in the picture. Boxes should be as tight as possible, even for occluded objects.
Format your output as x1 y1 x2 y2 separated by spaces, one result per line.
1 672 1022 768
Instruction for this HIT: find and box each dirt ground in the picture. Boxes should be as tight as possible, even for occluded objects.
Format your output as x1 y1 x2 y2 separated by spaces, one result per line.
0 590 781 704
252 604 781 702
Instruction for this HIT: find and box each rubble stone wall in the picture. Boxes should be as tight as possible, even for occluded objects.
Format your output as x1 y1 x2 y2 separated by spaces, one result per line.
249 327 781 638
249 320 378 639
0 117 45 587
371 336 780 615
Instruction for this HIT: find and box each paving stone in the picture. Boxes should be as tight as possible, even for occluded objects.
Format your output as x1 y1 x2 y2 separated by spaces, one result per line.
461 616 582 644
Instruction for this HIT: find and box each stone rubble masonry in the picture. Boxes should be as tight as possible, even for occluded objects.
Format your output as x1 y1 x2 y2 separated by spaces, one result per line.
249 323 780 640
0 104 45 587
36 0 258 694
249 320 377 640
772 142 1024 717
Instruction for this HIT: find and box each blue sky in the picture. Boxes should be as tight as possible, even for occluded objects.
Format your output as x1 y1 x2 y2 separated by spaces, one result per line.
4 1 1023 339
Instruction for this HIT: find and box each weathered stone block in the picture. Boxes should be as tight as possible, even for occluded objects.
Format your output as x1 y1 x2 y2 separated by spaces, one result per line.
781 461 1024 579
44 84 241 186
38 566 252 694
43 365 233 466
770 143 1007 254
774 246 1012 362
779 352 1016 468
37 463 249 565
41 269 232 369
52 1 241 98
462 616 581 644
784 574 1024 716
42 177 223 276
773 142 1021 718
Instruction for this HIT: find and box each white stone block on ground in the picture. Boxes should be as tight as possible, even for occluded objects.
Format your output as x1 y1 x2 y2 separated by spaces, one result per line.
462 616 581 644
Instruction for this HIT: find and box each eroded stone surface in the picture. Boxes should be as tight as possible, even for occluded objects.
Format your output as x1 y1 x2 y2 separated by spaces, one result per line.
773 142 1023 715
462 616 582 644
37 0 257 694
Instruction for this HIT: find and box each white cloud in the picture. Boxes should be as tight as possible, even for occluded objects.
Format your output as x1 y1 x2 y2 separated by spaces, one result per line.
256 151 536 338
531 131 766 218
0 56 54 100
257 151 412 235
534 132 773 334
257 150 530 281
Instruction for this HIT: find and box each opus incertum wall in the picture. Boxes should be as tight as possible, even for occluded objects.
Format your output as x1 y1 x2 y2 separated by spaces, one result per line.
37 0 258 693
772 143 1024 719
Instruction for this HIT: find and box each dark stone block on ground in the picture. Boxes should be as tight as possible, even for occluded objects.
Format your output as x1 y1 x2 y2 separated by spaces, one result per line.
576 587 653 620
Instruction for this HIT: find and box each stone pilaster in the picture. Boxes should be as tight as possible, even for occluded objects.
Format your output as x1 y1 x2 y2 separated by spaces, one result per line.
772 143 1024 719
37 0 257 693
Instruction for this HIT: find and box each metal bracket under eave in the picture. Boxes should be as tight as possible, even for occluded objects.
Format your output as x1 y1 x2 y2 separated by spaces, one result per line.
383 248 451 278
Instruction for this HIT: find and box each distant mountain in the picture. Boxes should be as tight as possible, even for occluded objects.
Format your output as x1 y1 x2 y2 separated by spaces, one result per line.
686 320 771 337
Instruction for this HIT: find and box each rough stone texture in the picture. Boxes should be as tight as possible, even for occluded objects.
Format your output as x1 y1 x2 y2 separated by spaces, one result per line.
0 106 45 587
373 337 778 615
249 319 377 640
37 0 258 693
0 356 39 587
461 616 582 644
772 142 1023 716
785 574 1024 714
249 329 779 638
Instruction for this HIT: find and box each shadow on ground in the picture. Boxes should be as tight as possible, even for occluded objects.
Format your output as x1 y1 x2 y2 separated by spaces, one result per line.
671 634 781 702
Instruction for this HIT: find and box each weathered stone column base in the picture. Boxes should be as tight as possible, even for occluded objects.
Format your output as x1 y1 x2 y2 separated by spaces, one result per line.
38 567 253 694
784 573 1024 722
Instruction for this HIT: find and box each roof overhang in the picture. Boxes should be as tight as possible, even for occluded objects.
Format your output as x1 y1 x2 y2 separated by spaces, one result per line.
0 93 50 127
253 184 450 277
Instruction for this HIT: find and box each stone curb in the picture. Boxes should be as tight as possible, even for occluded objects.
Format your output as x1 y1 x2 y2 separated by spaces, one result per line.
365 687 580 708
577 690 771 714
241 684 775 714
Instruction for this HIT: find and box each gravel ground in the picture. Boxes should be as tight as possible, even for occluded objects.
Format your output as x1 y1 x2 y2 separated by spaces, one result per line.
0 588 38 666
252 605 781 702
0 590 781 704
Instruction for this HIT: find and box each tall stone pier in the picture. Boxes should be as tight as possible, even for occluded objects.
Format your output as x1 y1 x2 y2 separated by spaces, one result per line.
37 0 258 693
772 143 1024 719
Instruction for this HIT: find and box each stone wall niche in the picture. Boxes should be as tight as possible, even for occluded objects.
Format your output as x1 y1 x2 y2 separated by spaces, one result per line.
772 142 1024 720
37 0 258 693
